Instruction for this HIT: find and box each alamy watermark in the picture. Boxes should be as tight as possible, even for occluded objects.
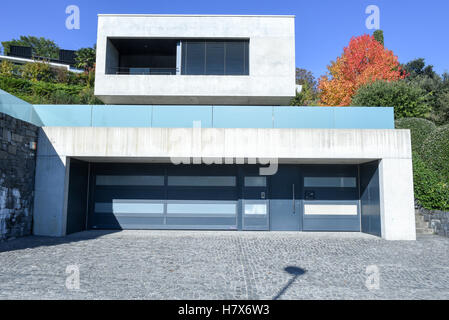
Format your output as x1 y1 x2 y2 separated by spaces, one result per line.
365 5 380 30
66 5 80 30
169 121 279 175
65 265 80 290
365 265 380 290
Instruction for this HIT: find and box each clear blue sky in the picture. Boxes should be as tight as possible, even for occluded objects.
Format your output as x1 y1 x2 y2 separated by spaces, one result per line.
1 0 448 78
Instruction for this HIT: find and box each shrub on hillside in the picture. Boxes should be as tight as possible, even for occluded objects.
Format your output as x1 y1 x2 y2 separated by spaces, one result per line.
0 75 102 105
421 125 449 180
21 62 55 82
413 152 449 211
395 118 437 154
0 60 14 76
351 80 430 119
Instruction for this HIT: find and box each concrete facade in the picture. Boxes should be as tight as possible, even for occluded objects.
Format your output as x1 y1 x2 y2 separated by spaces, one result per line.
95 15 296 105
33 126 416 240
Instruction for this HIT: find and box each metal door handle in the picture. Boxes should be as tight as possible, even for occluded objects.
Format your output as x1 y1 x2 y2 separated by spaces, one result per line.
292 184 295 214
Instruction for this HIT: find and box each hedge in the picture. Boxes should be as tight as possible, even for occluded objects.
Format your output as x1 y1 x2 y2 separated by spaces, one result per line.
395 117 437 155
413 152 449 211
351 80 430 119
421 124 449 180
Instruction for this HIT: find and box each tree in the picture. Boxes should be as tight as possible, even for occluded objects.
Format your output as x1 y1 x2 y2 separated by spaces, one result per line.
404 58 439 80
1 36 59 59
373 30 384 46
291 68 319 106
351 80 430 119
290 82 319 106
318 34 406 106
402 58 449 124
75 46 96 71
295 68 317 91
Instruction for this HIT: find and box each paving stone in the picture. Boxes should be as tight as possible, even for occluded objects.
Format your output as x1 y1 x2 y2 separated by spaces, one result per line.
0 231 448 300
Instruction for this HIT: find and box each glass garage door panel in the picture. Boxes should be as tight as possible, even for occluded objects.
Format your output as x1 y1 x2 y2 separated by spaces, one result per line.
90 164 239 230
165 201 238 229
242 200 269 230
92 199 165 229
302 201 361 231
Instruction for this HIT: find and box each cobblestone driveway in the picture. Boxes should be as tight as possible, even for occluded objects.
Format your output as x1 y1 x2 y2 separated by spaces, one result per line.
0 231 448 299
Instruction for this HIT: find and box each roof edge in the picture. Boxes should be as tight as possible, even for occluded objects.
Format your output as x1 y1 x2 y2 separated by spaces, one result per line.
97 14 296 18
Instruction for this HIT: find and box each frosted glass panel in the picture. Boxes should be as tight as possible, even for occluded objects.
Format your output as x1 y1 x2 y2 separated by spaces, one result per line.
304 177 356 188
304 204 358 215
167 202 236 215
168 176 236 187
244 177 267 187
95 200 164 214
244 204 267 215
96 175 164 186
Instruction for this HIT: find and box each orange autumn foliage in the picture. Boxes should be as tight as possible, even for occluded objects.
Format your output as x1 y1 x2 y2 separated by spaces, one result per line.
318 34 407 106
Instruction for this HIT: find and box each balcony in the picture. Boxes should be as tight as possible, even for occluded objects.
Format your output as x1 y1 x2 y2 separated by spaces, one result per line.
105 38 249 76
108 67 178 75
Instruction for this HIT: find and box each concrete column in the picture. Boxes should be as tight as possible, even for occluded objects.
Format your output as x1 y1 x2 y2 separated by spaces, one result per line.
32 129 69 236
379 158 416 240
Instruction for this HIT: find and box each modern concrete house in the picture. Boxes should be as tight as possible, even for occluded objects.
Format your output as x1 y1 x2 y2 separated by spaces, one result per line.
0 15 416 241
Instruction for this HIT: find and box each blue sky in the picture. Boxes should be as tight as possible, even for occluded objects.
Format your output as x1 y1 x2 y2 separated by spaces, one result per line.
0 0 448 78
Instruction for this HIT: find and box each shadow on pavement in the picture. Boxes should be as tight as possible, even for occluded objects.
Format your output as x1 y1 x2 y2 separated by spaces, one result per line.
0 230 120 253
273 266 307 300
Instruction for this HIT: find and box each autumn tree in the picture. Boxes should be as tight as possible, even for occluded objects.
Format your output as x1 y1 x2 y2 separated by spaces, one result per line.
318 34 406 106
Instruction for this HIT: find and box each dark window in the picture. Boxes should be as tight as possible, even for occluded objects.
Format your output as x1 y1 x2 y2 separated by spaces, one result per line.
225 41 245 75
183 41 205 75
182 39 249 75
206 41 225 75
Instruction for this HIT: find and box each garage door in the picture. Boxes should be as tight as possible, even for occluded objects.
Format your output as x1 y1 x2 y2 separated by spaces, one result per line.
89 164 238 230
301 167 361 232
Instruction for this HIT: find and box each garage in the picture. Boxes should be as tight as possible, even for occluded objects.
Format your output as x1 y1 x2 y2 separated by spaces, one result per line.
89 164 240 230
65 162 380 234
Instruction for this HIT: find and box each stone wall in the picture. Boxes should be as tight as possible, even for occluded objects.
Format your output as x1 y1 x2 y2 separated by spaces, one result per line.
417 205 449 238
0 112 38 240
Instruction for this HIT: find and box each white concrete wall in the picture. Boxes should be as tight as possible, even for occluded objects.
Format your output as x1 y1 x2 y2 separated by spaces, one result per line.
95 15 296 105
37 127 412 161
34 127 415 240
379 158 416 240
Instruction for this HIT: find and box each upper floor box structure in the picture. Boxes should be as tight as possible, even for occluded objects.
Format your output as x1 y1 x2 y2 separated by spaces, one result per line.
95 14 296 105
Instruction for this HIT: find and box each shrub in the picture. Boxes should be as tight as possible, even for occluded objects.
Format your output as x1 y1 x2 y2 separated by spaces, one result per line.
78 87 103 105
395 118 437 154
21 62 55 82
413 152 449 211
351 80 431 119
0 75 102 105
0 60 14 76
0 76 33 95
50 89 80 104
421 124 449 180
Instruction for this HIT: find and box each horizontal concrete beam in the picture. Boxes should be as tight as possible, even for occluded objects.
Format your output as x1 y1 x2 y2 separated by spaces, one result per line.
38 127 412 161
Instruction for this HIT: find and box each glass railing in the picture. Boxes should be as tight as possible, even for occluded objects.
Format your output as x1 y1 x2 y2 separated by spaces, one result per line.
0 89 43 126
107 67 178 75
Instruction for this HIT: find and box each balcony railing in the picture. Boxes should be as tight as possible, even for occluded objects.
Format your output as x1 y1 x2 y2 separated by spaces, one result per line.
108 67 178 75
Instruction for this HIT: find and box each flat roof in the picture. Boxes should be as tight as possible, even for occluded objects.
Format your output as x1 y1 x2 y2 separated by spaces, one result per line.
97 14 295 18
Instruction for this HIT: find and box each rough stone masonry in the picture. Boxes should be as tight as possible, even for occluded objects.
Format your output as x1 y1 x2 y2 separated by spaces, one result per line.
0 112 38 241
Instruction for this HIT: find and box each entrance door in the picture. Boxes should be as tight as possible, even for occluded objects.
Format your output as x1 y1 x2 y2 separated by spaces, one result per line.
241 167 269 230
269 165 302 231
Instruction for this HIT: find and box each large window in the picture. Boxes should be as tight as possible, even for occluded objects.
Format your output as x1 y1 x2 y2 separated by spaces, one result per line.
181 40 249 75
